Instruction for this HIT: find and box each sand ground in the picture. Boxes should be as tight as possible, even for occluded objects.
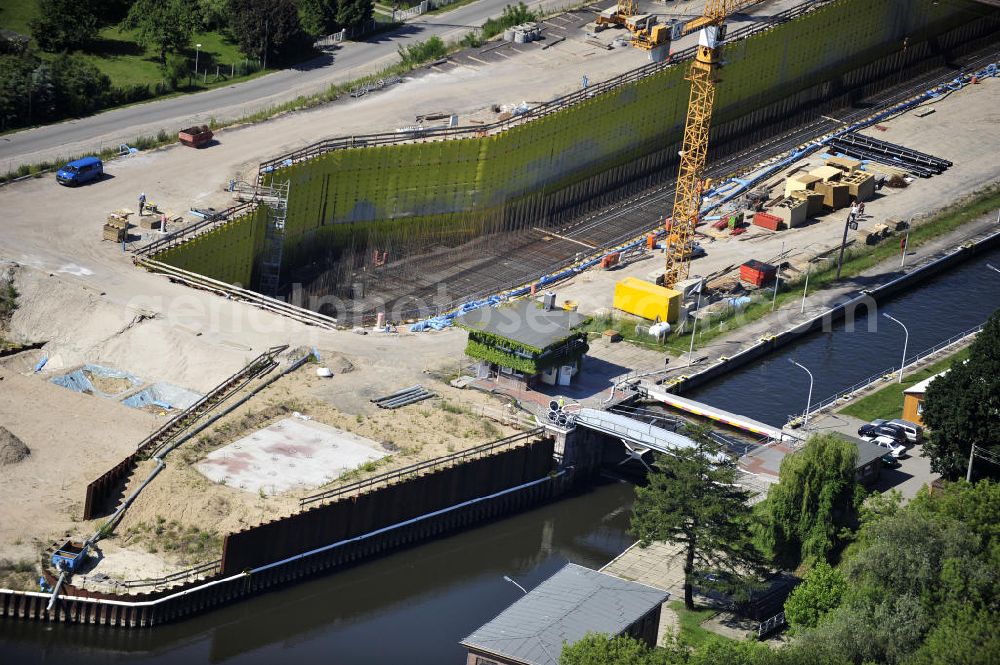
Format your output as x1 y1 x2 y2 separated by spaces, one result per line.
0 3 995 587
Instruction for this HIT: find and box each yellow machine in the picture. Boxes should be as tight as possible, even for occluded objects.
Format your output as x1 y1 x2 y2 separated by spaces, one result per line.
595 0 637 29
662 0 762 288
625 13 673 51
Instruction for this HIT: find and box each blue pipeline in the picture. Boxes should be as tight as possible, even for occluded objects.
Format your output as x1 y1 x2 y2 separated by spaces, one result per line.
411 61 998 332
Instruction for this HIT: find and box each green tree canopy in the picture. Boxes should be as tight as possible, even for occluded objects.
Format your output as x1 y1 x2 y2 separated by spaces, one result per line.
559 633 675 665
336 0 373 35
752 433 860 567
790 481 1000 664
121 0 197 65
30 0 101 52
782 560 845 630
922 308 1000 479
226 0 303 64
299 0 340 38
629 424 767 609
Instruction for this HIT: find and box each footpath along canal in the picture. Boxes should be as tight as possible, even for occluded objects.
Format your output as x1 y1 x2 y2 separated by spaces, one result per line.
2 246 998 665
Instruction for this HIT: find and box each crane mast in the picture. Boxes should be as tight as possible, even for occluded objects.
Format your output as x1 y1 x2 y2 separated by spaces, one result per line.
662 0 754 288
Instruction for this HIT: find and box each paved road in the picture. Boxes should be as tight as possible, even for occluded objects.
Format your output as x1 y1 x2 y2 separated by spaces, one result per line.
0 0 590 169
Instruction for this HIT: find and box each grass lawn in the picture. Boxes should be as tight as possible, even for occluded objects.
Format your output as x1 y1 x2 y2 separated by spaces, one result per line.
0 1 269 104
839 346 970 422
668 600 731 649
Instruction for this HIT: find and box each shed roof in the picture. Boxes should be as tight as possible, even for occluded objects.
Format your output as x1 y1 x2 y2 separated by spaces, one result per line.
455 299 587 351
855 437 890 468
461 563 668 665
904 370 948 395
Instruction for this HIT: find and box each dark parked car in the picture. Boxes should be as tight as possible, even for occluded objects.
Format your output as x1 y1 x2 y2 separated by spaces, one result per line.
858 421 907 444
881 454 901 469
56 156 103 186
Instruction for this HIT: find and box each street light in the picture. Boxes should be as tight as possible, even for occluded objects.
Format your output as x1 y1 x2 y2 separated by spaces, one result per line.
503 575 528 594
687 280 704 367
789 359 814 429
195 43 202 77
882 312 909 383
771 240 784 312
800 255 833 314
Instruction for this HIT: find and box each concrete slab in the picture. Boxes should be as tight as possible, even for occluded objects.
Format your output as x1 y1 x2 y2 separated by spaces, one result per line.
195 417 388 495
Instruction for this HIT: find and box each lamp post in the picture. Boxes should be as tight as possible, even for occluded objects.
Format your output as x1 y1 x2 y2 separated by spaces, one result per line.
687 281 704 367
800 255 833 314
195 43 202 78
503 575 528 594
789 359 814 429
771 240 784 312
835 214 859 280
882 313 909 383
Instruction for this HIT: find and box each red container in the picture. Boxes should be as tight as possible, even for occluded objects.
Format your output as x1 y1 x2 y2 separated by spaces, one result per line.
740 260 776 287
601 252 621 269
752 211 782 231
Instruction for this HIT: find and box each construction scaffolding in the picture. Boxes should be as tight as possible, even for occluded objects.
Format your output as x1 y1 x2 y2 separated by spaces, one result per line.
257 181 289 296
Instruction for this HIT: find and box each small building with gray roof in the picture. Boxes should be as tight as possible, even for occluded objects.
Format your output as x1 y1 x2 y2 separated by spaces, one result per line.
455 297 589 390
460 563 668 665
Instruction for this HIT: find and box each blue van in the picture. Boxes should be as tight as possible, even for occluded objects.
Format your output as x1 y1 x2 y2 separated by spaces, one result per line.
56 156 103 186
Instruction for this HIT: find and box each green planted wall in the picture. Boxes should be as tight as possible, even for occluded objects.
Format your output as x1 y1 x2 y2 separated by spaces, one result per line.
160 0 985 290
157 209 267 286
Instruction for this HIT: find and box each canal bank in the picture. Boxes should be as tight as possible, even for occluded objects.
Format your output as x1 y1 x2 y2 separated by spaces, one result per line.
0 480 636 665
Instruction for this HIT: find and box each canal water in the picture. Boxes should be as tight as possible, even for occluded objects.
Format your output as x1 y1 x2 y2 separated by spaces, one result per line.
686 243 1000 426
0 481 636 665
2 246 997 664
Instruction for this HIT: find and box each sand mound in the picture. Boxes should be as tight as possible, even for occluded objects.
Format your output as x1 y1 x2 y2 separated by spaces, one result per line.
0 426 30 466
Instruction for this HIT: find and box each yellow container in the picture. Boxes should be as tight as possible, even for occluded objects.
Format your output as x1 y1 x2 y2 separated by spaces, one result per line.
613 277 681 323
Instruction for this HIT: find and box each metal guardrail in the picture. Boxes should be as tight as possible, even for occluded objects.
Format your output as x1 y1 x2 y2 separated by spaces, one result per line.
133 201 258 257
756 611 786 639
256 0 827 177
791 323 983 422
76 559 222 594
299 427 546 507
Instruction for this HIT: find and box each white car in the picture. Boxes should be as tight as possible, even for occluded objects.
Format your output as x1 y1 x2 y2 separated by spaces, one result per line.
865 435 907 458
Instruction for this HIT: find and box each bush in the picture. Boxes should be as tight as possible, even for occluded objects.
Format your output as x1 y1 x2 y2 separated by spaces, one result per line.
51 54 112 117
481 2 536 40
397 35 448 67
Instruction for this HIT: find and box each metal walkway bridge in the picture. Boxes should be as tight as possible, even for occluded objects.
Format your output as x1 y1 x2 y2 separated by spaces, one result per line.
638 383 794 443
572 408 727 470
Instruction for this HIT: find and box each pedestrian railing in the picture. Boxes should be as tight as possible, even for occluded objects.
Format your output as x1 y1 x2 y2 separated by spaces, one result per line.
77 559 222 594
788 323 982 424
756 611 787 639
256 1 827 177
299 427 546 507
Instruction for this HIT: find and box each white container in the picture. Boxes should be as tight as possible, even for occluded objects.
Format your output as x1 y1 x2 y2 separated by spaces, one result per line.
649 321 671 337
557 365 575 386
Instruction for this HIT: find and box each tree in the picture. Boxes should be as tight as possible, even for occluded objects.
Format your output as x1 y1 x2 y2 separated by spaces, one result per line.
559 633 676 665
752 433 860 567
0 53 37 130
922 308 1000 479
121 0 197 65
908 604 1000 665
227 0 304 65
30 0 100 52
299 0 340 38
782 560 844 630
50 55 111 117
629 424 767 610
336 0 373 35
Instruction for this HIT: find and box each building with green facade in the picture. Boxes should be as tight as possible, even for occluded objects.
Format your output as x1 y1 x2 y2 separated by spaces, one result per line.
456 298 589 389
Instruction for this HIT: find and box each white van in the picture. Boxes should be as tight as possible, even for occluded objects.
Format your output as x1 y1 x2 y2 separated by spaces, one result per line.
888 419 922 444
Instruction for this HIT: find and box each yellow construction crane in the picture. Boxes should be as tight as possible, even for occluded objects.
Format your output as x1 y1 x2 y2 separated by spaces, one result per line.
596 0 638 30
662 0 760 287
